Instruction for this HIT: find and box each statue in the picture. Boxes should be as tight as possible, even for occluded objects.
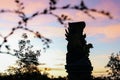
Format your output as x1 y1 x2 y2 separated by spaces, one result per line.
65 22 93 80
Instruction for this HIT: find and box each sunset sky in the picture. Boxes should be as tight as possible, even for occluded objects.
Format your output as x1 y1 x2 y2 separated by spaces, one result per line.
0 0 120 77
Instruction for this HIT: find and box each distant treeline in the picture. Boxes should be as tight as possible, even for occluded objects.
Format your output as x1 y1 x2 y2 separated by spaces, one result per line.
0 71 67 80
0 71 115 80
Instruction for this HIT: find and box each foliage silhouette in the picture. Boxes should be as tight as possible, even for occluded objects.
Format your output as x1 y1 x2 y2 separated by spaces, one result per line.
0 71 51 80
5 33 41 75
1 72 116 80
106 52 120 80
14 33 40 65
0 0 112 55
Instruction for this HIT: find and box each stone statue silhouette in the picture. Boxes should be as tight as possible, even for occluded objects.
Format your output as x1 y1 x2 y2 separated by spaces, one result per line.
65 22 93 80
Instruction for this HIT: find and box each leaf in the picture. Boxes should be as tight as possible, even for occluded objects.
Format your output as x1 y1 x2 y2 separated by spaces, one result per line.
105 12 110 16
15 0 19 3
32 12 39 17
22 33 28 39
50 0 57 5
23 18 28 23
5 45 10 50
9 32 13 35
50 6 56 10
61 14 64 17
90 9 97 12
35 32 41 38
80 0 88 9
42 9 48 14
74 6 79 9
18 21 22 25
100 10 105 14
21 7 24 10
63 15 67 20
46 45 49 48
80 0 85 7
80 0 88 10
45 38 52 43
20 2 23 5
0 10 5 13
58 18 63 24
4 38 7 42
62 4 70 9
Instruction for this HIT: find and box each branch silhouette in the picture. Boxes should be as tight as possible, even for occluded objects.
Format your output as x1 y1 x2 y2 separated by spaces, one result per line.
0 0 112 55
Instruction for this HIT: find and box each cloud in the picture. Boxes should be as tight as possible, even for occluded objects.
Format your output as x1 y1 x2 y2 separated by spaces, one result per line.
28 25 66 38
23 0 48 14
27 15 57 25
85 24 120 42
0 0 16 10
0 13 20 23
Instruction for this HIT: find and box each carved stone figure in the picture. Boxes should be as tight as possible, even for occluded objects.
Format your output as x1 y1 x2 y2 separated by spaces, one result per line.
65 22 93 80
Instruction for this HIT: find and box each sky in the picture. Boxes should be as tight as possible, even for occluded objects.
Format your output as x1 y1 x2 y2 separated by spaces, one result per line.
0 0 120 77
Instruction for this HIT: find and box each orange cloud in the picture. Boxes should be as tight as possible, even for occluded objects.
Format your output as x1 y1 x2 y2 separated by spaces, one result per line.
35 26 65 38
0 0 16 10
23 0 48 14
85 24 120 42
